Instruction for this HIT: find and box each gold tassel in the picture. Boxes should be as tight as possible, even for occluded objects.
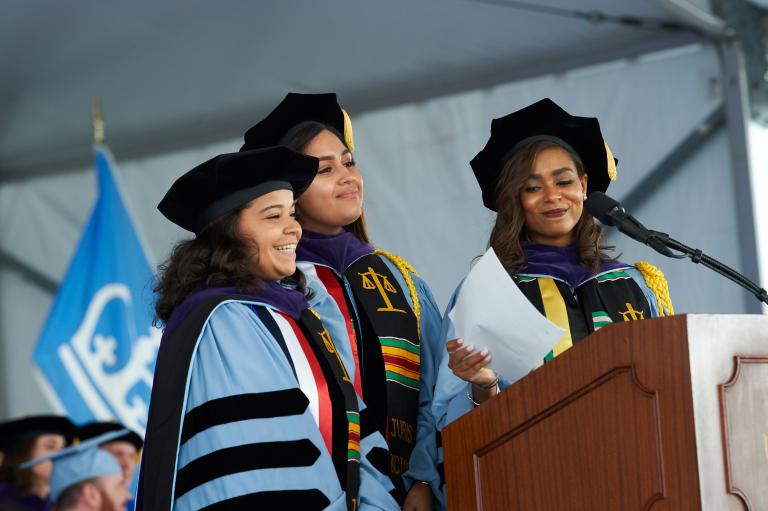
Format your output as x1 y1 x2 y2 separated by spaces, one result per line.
374 248 421 336
605 141 617 181
635 261 674 316
341 107 355 153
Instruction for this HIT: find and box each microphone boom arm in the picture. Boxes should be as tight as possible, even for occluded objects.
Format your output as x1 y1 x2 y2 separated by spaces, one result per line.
647 230 768 305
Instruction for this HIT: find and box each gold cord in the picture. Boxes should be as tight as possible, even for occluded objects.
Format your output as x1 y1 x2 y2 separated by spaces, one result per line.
635 261 674 316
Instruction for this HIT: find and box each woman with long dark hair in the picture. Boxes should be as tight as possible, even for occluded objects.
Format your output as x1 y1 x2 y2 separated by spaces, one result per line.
0 416 74 511
241 94 445 511
137 146 397 511
433 98 674 426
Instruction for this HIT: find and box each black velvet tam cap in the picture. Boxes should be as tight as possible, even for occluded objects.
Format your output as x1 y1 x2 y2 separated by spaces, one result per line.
0 415 76 451
241 92 355 152
78 421 143 451
470 98 617 211
158 146 318 233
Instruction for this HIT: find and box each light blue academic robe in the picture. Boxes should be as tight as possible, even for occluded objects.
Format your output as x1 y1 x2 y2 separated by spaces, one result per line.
170 299 398 511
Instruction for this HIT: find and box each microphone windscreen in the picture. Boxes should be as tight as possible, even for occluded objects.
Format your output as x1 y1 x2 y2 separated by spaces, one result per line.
584 191 621 225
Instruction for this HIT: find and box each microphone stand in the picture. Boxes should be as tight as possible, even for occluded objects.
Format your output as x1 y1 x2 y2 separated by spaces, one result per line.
645 230 768 306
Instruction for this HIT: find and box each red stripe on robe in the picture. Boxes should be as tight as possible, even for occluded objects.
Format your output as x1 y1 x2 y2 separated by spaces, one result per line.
315 265 363 397
281 312 333 456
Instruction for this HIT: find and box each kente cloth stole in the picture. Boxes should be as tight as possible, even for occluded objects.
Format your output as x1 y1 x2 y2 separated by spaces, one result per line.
344 254 420 502
515 269 651 361
290 308 362 511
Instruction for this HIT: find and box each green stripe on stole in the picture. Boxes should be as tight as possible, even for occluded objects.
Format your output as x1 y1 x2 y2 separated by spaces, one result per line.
379 336 420 355
385 370 419 389
591 310 612 329
595 270 631 282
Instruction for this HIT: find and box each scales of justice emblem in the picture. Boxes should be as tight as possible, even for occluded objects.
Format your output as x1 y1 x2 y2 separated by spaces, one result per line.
56 283 161 436
359 266 406 314
619 302 645 321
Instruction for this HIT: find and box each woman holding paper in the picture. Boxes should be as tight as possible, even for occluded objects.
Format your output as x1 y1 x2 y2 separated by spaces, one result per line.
432 98 673 427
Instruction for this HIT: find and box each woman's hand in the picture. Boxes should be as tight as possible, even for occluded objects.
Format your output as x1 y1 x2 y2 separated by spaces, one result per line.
403 481 434 511
446 338 496 387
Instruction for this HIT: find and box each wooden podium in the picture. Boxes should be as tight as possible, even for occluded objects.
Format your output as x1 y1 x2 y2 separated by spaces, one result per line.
443 314 768 510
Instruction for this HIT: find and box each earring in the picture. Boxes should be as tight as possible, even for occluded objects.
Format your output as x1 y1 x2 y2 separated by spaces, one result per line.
583 194 587 200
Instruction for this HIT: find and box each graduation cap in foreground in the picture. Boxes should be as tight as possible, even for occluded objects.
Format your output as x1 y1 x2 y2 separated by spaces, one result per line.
158 146 319 233
470 98 617 211
78 422 143 451
241 92 355 152
0 415 76 452
20 429 126 502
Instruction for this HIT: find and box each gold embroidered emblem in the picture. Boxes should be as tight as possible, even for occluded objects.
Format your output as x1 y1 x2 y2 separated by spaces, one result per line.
619 303 645 321
359 266 406 314
319 327 351 383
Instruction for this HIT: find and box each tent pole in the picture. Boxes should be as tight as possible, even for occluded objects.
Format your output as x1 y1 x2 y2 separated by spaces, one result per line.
718 38 762 313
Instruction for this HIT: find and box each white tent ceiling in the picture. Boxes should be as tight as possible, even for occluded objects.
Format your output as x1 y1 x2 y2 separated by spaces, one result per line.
0 0 709 179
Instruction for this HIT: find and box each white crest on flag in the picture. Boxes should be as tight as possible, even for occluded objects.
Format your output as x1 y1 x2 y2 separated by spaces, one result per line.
57 283 161 435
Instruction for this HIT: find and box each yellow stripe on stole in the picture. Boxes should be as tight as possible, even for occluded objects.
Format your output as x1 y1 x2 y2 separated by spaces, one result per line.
537 278 573 357
385 365 420 380
381 346 420 364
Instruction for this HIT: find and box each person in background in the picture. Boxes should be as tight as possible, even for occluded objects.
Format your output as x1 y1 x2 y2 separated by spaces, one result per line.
0 415 75 511
78 422 142 511
77 422 142 488
433 98 673 428
20 430 131 511
138 146 397 510
241 93 445 510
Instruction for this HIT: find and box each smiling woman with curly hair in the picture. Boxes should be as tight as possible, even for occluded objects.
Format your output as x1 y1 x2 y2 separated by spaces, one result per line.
137 146 397 511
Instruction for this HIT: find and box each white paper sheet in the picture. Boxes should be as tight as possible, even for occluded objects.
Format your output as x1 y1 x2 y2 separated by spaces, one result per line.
449 247 565 384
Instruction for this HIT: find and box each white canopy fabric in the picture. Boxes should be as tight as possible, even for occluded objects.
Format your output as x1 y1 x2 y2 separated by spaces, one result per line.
0 0 703 177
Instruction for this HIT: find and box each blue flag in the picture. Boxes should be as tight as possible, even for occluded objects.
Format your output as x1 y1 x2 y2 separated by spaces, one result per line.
34 145 160 436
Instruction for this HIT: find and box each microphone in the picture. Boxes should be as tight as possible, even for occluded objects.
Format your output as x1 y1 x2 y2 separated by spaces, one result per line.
584 192 768 305
584 192 675 256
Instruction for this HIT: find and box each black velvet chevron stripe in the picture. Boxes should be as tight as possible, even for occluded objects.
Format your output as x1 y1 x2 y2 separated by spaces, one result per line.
181 389 309 444
360 406 376 439
199 489 330 511
366 446 389 476
174 439 320 500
